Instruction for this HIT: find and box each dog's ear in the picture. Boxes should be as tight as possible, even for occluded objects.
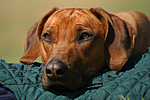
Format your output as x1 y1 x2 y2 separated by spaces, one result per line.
90 7 135 71
37 7 59 38
20 7 59 64
19 21 41 64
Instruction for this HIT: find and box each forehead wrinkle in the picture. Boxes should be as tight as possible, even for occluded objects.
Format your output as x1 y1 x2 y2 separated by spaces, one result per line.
66 9 103 40
44 9 75 36
72 9 102 30
66 9 95 33
62 9 91 42
45 10 73 26
62 9 76 40
68 9 96 27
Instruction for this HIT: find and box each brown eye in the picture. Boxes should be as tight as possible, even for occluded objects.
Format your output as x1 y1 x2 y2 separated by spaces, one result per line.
78 32 93 42
82 34 89 39
42 33 51 42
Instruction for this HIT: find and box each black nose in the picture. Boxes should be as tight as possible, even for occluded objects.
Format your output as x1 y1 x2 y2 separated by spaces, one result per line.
46 60 68 78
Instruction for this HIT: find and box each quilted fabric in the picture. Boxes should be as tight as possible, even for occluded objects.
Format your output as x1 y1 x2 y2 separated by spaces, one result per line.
0 47 150 100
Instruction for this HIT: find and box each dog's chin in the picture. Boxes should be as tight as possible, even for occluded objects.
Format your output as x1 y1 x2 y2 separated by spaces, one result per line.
50 84 69 91
43 82 82 91
43 78 86 91
42 70 89 90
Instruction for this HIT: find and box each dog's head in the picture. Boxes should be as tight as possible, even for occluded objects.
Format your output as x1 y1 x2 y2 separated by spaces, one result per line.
20 7 135 90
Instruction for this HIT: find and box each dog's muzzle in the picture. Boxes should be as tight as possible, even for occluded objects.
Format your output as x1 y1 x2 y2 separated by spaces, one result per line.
42 60 88 90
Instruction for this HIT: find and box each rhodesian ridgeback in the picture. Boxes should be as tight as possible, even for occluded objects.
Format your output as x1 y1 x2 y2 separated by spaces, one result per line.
20 7 150 90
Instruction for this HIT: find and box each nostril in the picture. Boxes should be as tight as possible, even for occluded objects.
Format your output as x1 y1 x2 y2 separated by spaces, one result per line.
56 69 64 75
46 69 52 76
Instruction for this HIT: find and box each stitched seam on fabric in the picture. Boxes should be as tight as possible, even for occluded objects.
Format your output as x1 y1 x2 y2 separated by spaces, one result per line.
131 71 150 87
120 81 139 98
4 64 22 99
122 71 150 98
32 84 53 99
101 82 120 98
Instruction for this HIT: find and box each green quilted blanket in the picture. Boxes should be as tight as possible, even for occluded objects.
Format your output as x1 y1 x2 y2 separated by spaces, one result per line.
0 47 150 100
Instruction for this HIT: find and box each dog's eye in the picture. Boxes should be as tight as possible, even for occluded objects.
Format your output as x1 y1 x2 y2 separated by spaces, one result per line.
78 32 93 42
42 33 51 42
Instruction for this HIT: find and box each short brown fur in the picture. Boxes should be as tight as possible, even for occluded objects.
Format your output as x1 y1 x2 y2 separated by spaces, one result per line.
20 7 150 90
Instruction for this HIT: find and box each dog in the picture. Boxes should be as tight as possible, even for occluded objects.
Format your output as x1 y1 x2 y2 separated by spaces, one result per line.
20 7 150 90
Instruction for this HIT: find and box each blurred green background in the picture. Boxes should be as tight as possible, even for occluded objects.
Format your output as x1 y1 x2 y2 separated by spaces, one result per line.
0 0 150 63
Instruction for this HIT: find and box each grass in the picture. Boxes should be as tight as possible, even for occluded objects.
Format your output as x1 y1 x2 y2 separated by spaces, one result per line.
0 0 150 63
119 94 145 100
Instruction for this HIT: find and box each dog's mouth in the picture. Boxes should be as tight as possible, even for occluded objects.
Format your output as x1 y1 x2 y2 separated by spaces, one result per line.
50 84 68 90
45 79 87 91
42 60 90 90
43 75 82 90
42 70 89 90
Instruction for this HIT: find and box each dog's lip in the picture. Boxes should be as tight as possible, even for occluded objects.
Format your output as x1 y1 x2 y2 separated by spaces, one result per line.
43 68 89 90
50 83 68 90
47 73 89 90
45 74 81 90
48 74 78 86
47 80 73 90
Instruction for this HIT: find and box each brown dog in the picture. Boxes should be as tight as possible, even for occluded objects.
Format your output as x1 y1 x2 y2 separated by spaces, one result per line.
20 7 150 90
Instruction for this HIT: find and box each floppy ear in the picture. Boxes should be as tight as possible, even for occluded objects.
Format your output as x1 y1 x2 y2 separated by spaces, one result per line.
20 7 59 64
90 7 136 71
37 7 59 38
